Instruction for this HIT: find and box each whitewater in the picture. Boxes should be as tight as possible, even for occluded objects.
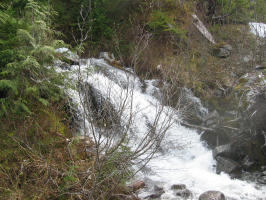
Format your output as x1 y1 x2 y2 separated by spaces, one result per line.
54 51 266 199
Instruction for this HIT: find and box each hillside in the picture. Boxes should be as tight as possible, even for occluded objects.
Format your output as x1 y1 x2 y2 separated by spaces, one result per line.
0 0 265 199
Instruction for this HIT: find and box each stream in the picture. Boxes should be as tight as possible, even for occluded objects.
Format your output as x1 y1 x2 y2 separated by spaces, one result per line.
55 51 266 199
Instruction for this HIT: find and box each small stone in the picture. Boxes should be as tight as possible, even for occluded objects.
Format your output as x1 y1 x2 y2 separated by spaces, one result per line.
154 185 164 193
144 193 163 199
171 184 186 190
176 189 193 199
199 191 226 200
125 195 140 200
213 48 230 58
132 181 145 191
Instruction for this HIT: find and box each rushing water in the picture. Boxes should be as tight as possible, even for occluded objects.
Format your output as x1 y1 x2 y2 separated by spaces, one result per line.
55 52 266 200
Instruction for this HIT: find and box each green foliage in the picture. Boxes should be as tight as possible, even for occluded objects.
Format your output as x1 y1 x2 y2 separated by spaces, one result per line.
148 10 187 40
51 0 139 48
253 0 266 22
0 0 64 117
217 0 251 23
90 2 114 41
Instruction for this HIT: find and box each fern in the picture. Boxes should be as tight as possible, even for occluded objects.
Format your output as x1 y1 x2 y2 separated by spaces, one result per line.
16 29 36 47
0 3 8 24
0 80 18 96
38 98 49 106
31 45 55 65
25 86 39 96
21 56 41 73
26 0 46 21
52 40 67 49
15 99 32 115
0 12 8 24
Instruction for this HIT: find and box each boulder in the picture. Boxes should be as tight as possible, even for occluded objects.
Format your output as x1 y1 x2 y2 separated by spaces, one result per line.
213 44 232 58
213 141 252 161
257 176 266 184
171 184 186 190
201 130 230 148
82 83 120 128
237 132 266 167
213 144 232 158
143 185 165 199
216 156 241 174
249 94 266 132
176 189 193 199
222 44 233 51
199 191 225 200
242 155 256 170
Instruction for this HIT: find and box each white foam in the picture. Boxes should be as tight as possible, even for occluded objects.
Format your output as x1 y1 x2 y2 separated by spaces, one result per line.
249 22 266 37
58 57 266 200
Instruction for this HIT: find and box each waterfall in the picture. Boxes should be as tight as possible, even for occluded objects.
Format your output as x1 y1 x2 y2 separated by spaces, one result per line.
55 52 266 200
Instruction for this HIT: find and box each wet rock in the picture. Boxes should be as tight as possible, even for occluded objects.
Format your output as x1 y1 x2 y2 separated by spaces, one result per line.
143 185 165 199
257 176 266 184
58 61 72 70
144 193 163 199
201 130 230 148
262 144 266 156
82 84 120 128
132 181 145 191
63 99 82 132
171 184 186 190
211 131 266 173
125 195 140 200
204 110 220 126
213 144 232 158
249 94 266 132
199 191 225 200
239 132 266 167
242 155 256 170
56 47 79 64
154 185 164 193
214 138 260 160
176 189 193 199
216 156 241 174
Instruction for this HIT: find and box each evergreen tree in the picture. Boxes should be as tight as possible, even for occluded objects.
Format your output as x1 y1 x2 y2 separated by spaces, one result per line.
0 0 64 117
